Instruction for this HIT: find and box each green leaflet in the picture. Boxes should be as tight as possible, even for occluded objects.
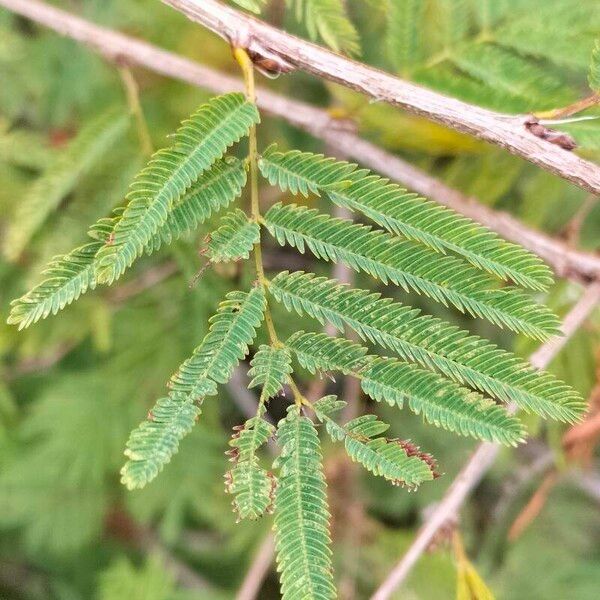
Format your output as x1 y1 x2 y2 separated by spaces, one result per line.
273 407 336 600
7 241 102 330
169 287 266 401
288 330 368 374
226 462 275 521
120 394 200 490
145 156 247 254
259 145 553 290
248 345 293 400
286 0 360 55
225 416 276 520
264 203 560 340
122 287 266 490
386 0 425 76
3 108 128 261
269 271 585 422
94 93 259 284
314 398 437 488
205 208 260 263
359 357 525 446
0 128 52 170
229 417 275 463
8 159 246 329
259 145 358 197
451 43 565 106
287 332 525 445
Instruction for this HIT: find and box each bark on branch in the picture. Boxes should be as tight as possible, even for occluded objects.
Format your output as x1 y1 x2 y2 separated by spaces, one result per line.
371 282 600 600
2 0 599 283
161 0 600 195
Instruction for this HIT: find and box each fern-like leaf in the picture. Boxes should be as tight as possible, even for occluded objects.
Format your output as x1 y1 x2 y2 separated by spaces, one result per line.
122 288 266 490
94 93 259 284
205 208 260 263
3 108 128 261
269 271 584 422
7 241 102 330
248 345 293 400
287 332 525 445
359 357 525 445
273 407 336 600
259 145 357 197
169 287 266 400
120 394 200 490
225 417 276 520
230 417 275 462
264 203 560 340
435 0 470 52
8 159 246 329
589 39 600 93
259 146 552 290
451 43 564 105
386 0 425 76
146 156 247 254
286 0 360 55
314 397 437 488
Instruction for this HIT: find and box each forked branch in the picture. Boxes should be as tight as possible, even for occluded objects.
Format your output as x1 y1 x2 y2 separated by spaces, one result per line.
161 0 600 195
2 0 599 283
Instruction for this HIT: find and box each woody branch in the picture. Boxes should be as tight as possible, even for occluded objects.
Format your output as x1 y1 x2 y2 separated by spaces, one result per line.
1 0 599 283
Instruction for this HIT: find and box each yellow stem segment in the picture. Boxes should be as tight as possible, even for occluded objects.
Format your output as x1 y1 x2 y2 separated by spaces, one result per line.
119 67 154 157
536 93 600 120
234 47 303 408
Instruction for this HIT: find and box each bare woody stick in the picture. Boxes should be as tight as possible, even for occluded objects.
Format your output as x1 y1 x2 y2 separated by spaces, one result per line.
2 0 600 282
371 282 600 600
160 0 600 195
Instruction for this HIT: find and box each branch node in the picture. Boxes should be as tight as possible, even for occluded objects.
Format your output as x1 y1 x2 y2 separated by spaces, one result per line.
524 116 577 151
232 35 296 78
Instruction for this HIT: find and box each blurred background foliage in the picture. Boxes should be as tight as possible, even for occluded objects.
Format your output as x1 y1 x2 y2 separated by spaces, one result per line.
1 0 600 598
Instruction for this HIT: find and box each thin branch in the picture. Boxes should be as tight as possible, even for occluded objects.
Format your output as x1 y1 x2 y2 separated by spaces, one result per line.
8 341 77 379
574 470 600 503
160 0 600 195
108 260 178 303
536 94 600 120
118 66 154 157
236 533 276 600
371 282 600 600
142 528 211 591
2 0 600 282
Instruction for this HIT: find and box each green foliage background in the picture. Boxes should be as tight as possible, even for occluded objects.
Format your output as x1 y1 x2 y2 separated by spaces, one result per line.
1 0 600 598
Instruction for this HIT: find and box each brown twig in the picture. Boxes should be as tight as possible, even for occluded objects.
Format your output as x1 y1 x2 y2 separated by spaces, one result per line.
236 533 276 600
2 0 600 282
507 470 559 541
536 94 600 120
371 282 600 600
160 0 600 195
